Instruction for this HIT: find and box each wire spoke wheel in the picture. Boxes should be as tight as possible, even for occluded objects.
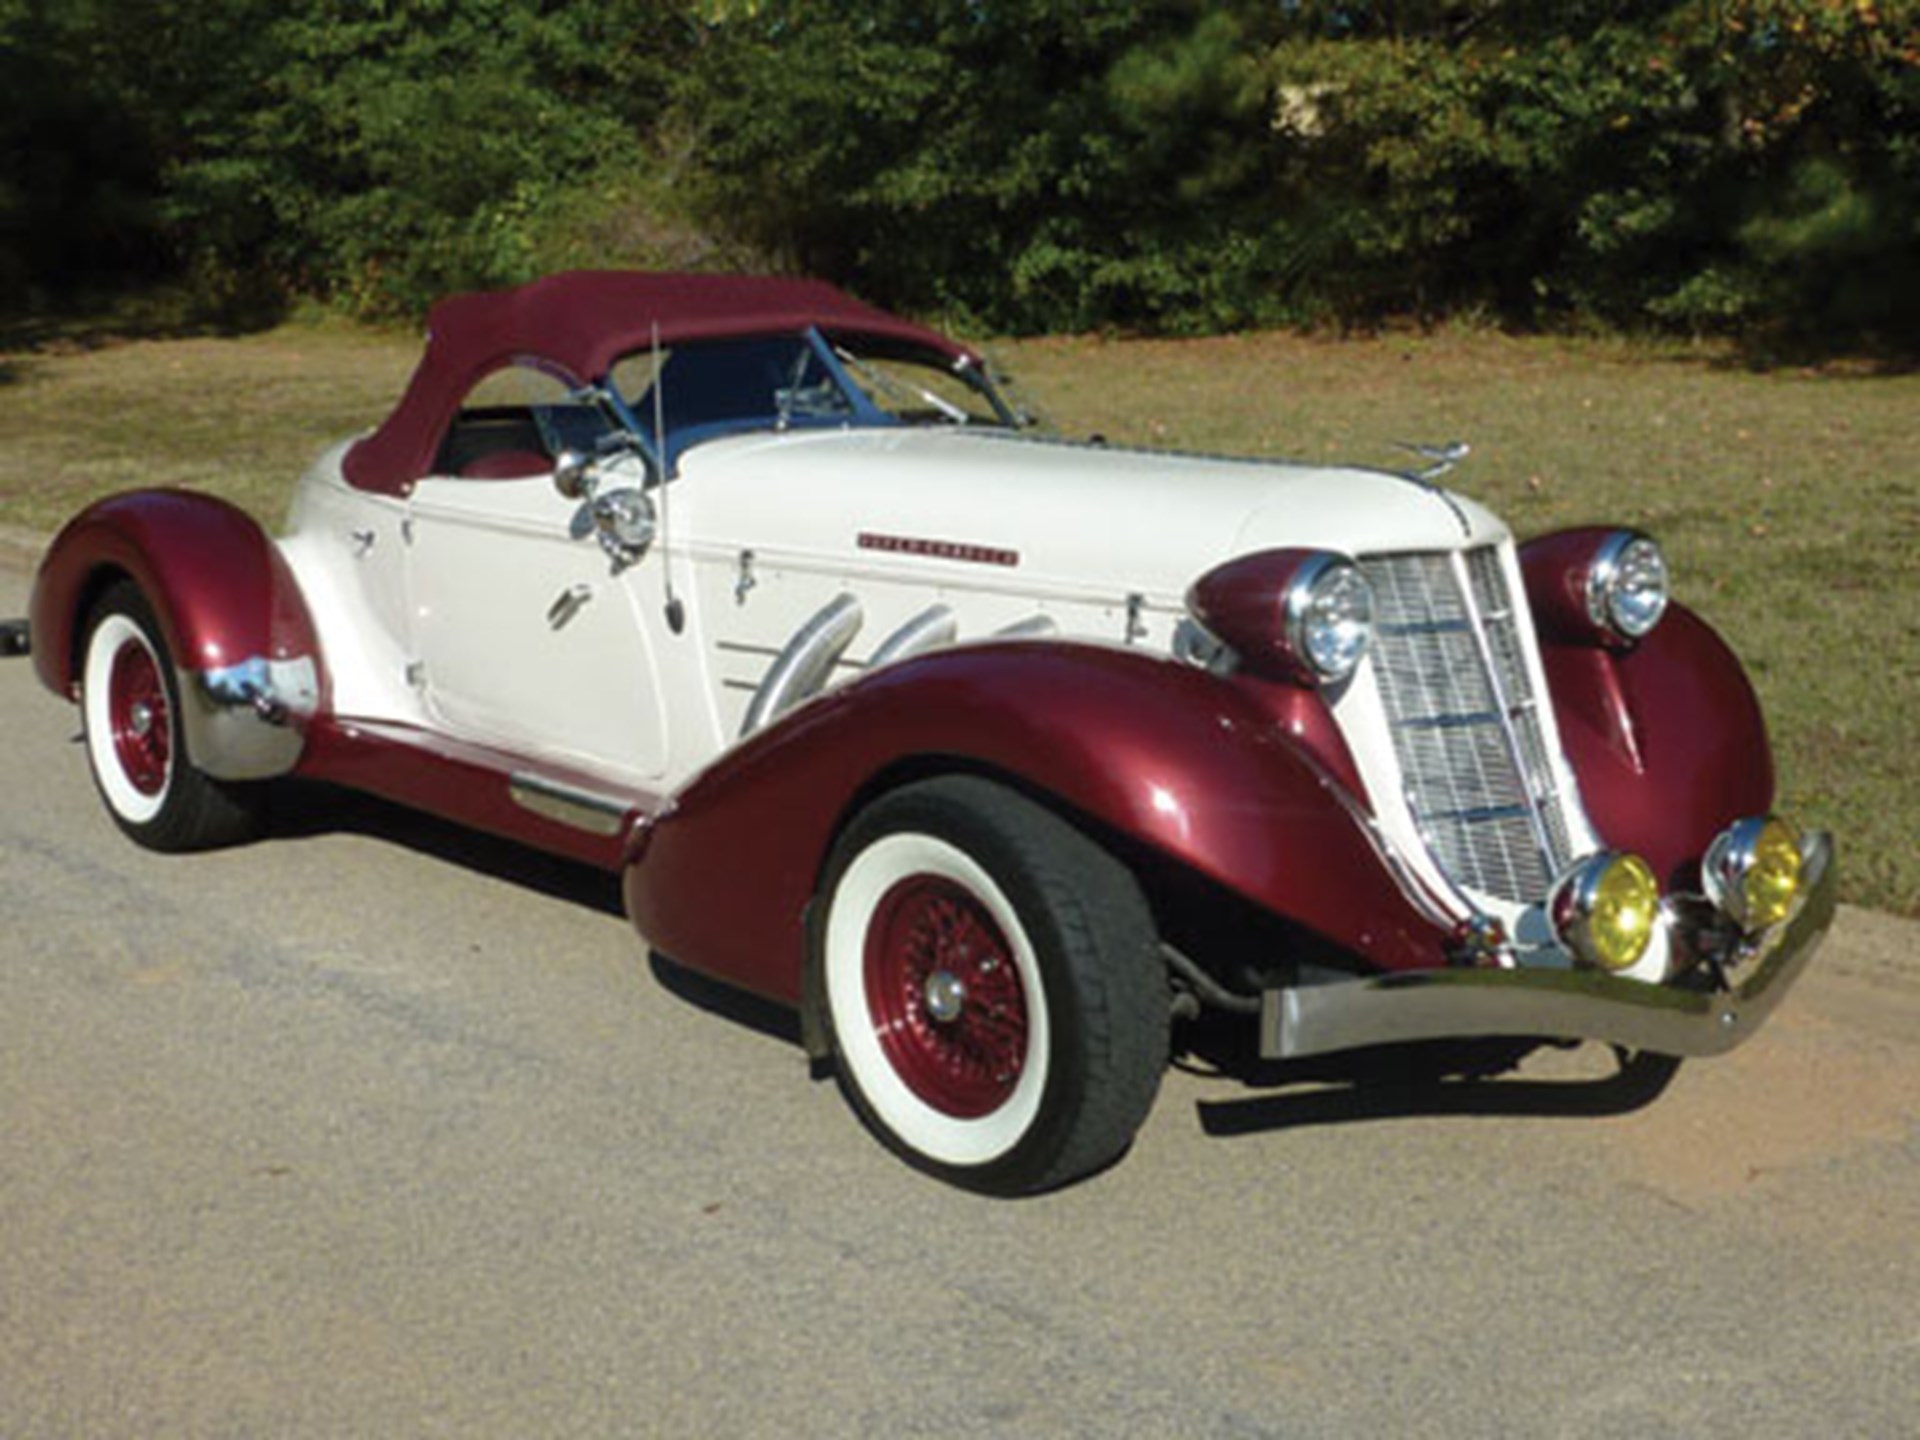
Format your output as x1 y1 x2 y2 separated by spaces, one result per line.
80 582 262 851
865 874 1030 1119
818 777 1168 1195
107 632 171 798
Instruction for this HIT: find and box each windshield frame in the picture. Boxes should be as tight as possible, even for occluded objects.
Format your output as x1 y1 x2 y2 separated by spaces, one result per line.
606 326 1021 474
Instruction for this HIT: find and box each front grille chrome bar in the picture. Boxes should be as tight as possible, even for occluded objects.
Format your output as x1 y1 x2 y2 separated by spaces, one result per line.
1361 546 1574 905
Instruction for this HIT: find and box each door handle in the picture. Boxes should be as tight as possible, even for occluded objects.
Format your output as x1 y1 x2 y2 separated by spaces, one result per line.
547 583 593 630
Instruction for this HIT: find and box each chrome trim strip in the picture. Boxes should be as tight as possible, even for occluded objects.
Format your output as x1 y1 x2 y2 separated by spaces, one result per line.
1401 711 1502 730
1261 832 1835 1061
1429 803 1532 824
508 773 631 836
1305 746 1471 934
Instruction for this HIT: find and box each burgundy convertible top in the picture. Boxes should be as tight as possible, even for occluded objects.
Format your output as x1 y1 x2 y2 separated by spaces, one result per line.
343 271 972 494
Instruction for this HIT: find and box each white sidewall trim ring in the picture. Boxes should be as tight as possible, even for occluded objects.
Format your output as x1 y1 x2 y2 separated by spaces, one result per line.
825 832 1051 1168
83 612 169 825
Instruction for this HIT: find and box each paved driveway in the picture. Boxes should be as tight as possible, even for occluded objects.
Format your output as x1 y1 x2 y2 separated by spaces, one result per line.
3 556 1917 1438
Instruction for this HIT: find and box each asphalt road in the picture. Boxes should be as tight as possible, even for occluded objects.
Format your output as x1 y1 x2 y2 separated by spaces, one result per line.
4 552 1918 1439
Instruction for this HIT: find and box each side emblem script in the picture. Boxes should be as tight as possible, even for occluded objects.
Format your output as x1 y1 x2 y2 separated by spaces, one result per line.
857 533 1020 568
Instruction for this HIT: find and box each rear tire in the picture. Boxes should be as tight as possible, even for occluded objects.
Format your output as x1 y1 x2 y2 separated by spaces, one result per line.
817 776 1168 1195
80 582 263 851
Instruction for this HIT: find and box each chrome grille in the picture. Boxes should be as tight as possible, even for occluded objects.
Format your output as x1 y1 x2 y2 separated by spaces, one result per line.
1463 547 1575 870
1362 547 1573 903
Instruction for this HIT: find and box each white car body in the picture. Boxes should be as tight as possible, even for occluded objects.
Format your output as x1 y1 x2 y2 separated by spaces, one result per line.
281 425 1637 971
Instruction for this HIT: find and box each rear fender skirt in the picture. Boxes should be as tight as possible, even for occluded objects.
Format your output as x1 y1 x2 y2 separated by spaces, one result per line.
1538 602 1773 889
30 490 326 778
623 641 1448 1007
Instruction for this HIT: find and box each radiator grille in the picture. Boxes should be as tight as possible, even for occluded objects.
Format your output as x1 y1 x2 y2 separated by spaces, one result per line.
1361 547 1574 904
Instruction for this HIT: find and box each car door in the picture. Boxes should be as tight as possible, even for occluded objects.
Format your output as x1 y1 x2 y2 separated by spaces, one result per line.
404 443 670 787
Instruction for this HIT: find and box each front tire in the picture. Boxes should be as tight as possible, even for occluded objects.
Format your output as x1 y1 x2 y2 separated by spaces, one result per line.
80 582 262 851
818 777 1168 1195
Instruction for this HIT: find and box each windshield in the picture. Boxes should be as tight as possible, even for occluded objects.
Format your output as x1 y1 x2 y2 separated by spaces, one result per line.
611 328 1016 465
829 341 1006 425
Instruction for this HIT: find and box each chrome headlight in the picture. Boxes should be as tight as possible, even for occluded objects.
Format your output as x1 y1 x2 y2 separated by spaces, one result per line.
1704 816 1804 932
1551 852 1660 972
1186 549 1373 686
1285 555 1374 683
1585 531 1669 641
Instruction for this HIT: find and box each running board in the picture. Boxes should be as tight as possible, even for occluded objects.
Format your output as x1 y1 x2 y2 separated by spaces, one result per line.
296 716 661 870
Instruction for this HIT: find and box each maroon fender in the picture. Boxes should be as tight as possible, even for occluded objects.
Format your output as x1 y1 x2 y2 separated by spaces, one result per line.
1522 526 1629 647
31 489 322 701
623 642 1450 1008
1537 605 1773 889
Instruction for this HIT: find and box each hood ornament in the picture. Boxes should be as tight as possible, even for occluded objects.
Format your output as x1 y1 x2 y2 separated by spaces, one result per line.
1397 440 1472 483
1391 439 1474 537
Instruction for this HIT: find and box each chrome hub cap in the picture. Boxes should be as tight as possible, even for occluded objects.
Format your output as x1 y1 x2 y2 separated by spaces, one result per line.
923 969 967 1024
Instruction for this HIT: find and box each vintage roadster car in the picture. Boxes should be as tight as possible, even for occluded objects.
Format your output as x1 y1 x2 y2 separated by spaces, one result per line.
26 271 1834 1193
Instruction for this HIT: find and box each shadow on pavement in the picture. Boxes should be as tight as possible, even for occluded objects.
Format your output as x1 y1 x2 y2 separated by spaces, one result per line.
1181 1015 1682 1137
265 777 804 1045
244 780 1691 1125
264 778 625 917
646 952 802 1047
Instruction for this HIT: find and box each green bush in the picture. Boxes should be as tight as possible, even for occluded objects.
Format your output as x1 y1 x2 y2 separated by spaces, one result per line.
2 0 1915 350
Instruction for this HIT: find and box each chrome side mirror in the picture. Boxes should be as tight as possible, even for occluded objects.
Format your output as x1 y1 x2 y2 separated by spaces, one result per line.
553 449 594 501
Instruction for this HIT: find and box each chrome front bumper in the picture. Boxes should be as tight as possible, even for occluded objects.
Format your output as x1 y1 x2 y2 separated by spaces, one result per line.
1261 832 1837 1061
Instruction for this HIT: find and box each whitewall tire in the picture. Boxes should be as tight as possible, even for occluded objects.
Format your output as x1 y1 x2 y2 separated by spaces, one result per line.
80 582 262 851
817 776 1168 1194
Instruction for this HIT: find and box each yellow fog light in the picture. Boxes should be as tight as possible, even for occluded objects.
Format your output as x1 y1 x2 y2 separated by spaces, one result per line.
1705 817 1803 932
1552 853 1659 972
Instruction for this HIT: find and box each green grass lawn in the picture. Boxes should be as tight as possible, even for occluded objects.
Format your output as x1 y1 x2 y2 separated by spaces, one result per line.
2 320 1915 915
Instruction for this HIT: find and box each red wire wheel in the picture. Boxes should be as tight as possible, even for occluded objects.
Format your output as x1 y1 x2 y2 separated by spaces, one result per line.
863 875 1029 1118
79 582 263 851
107 633 171 797
819 777 1170 1195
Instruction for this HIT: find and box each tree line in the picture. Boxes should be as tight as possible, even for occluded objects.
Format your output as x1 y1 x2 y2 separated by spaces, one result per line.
3 1 1914 350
